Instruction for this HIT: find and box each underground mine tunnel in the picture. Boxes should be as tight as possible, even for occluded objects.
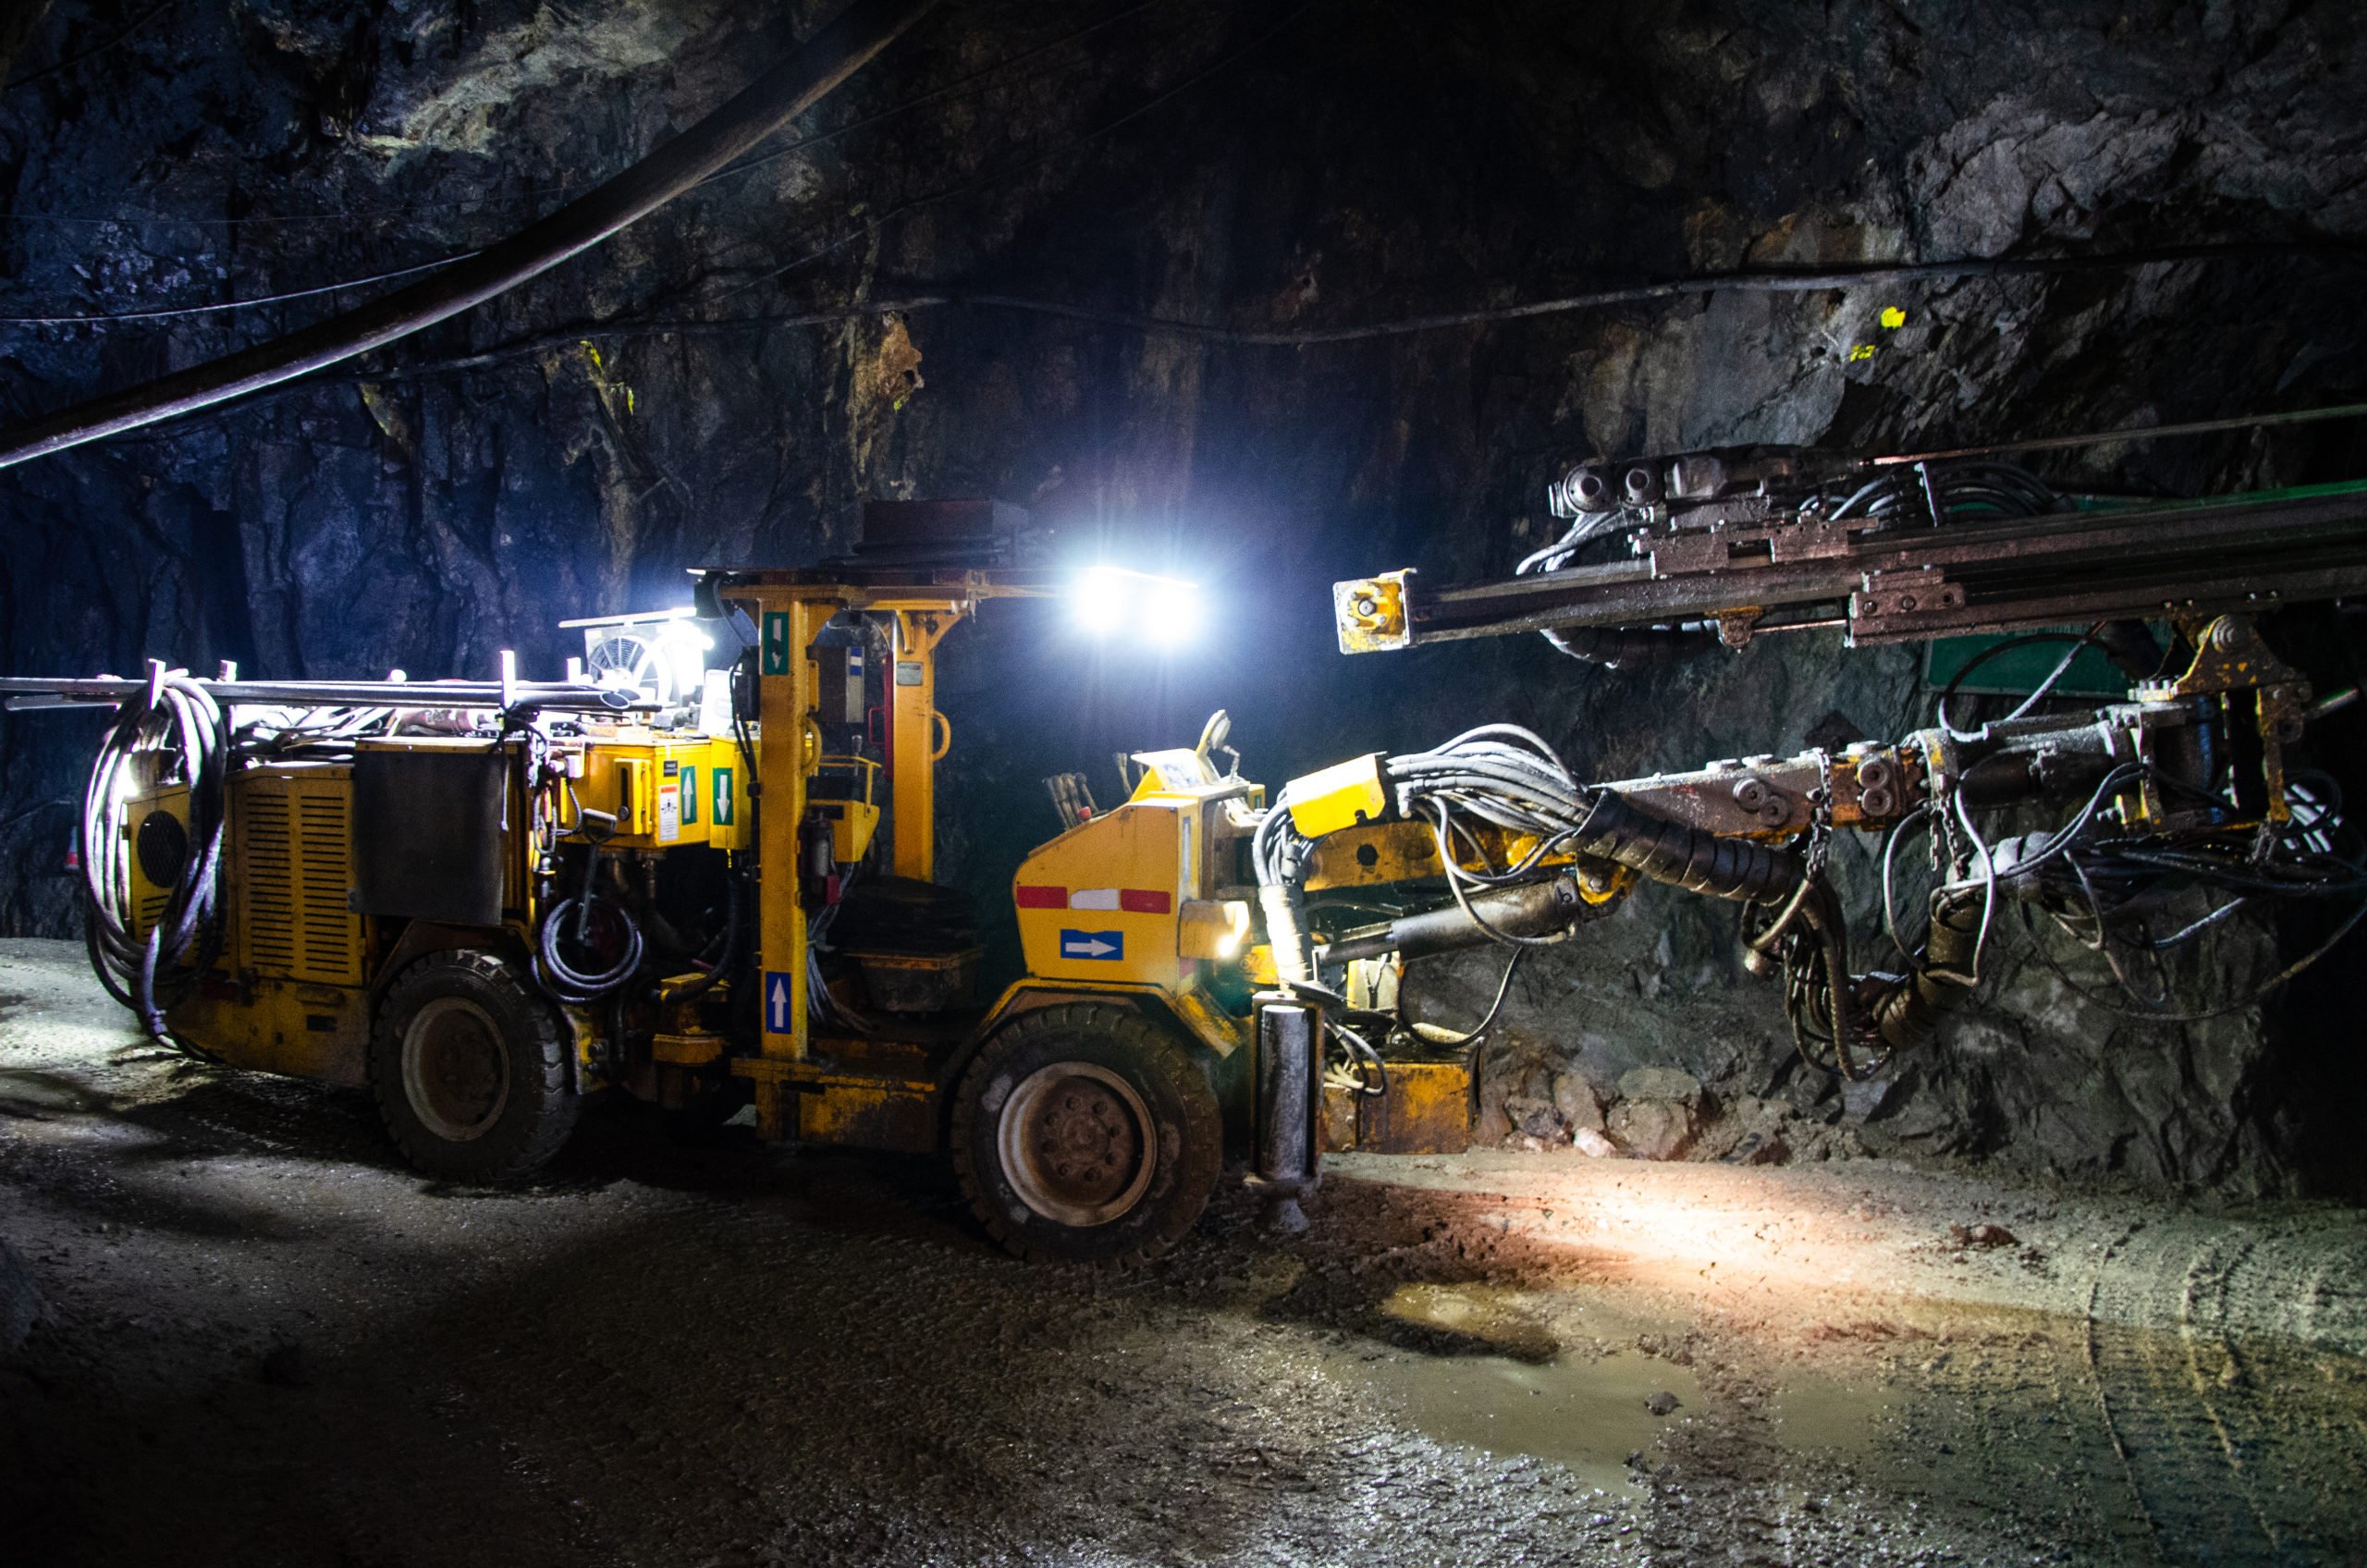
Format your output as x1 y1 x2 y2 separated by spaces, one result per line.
3 0 2366 1562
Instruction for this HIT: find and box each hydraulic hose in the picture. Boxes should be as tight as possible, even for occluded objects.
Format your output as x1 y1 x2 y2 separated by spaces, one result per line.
666 863 747 1003
1570 789 1801 901
1540 625 1718 668
80 672 231 1040
1868 890 1984 1050
536 857 646 1006
1318 876 1584 964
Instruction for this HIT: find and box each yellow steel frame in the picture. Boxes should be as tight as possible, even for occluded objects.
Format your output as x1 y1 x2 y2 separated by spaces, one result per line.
889 609 960 882
703 569 1056 1135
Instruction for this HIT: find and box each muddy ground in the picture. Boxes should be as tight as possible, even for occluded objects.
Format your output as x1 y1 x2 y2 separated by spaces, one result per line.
1 937 2361 1567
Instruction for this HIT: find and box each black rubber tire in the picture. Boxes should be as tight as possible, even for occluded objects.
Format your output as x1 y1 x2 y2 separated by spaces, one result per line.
368 949 579 1182
951 1003 1221 1268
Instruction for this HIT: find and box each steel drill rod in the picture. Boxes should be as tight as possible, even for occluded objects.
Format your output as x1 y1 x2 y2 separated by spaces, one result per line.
0 0 938 470
0 676 654 711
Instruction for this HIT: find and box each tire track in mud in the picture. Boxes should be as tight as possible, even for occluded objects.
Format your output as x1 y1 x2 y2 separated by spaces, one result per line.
2079 1213 2367 1566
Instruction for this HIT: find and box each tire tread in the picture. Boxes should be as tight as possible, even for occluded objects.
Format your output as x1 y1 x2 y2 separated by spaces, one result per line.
369 949 577 1182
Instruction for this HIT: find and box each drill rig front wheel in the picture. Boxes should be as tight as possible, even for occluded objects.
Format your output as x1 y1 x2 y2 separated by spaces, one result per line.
369 950 580 1182
952 1004 1220 1268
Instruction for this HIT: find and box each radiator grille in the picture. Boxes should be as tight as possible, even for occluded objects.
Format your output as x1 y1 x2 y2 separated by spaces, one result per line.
297 790 353 978
241 790 299 973
235 769 359 983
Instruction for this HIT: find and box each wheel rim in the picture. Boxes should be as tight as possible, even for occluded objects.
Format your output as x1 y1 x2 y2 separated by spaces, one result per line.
400 997 511 1143
998 1060 1158 1227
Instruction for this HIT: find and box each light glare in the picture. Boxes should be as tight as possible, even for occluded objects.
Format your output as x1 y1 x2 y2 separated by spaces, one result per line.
1143 579 1204 645
1071 565 1201 648
1073 565 1131 635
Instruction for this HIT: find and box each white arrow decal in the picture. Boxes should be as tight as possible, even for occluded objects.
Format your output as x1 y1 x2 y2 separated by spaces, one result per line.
768 975 790 1031
1060 929 1122 961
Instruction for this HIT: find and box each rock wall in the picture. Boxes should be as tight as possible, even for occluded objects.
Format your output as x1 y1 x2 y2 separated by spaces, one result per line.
1 0 2361 1190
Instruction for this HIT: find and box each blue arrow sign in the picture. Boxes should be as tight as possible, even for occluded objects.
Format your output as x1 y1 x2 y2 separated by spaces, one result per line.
1060 928 1123 962
764 970 795 1034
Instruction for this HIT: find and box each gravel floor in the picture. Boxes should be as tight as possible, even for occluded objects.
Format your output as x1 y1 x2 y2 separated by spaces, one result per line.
2 937 2361 1567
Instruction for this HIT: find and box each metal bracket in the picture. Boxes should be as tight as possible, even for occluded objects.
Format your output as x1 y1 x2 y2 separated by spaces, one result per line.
1849 566 1966 640
2133 615 2311 823
1332 571 1411 653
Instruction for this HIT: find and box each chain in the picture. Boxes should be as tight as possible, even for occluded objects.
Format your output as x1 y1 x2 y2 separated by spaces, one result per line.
1802 750 1836 879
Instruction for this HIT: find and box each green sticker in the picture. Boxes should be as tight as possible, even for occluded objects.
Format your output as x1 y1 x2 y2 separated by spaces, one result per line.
713 767 735 826
681 766 697 825
761 611 791 676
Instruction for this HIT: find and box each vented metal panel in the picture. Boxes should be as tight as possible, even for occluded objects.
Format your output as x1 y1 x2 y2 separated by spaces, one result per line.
297 789 355 979
241 790 298 972
234 768 361 984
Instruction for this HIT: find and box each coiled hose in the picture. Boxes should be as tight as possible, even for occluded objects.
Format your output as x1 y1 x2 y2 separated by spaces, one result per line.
535 857 645 1006
80 672 230 1040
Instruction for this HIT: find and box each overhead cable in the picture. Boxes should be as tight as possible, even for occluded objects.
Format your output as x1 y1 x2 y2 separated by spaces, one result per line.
0 0 941 471
0 252 475 325
0 0 1176 231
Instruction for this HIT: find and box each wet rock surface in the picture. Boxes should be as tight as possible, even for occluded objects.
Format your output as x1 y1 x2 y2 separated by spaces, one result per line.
2 2 2363 1192
4 937 2365 1566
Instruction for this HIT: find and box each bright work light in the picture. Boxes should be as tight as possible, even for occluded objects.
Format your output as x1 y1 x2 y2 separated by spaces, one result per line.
1141 577 1203 646
1072 566 1132 635
1070 565 1202 648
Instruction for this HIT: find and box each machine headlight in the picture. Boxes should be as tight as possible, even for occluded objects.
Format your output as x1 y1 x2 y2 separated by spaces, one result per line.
1073 566 1133 636
1142 578 1204 647
1071 566 1202 648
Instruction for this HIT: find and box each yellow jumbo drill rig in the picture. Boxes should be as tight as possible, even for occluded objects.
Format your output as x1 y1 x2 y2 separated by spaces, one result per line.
8 459 2366 1265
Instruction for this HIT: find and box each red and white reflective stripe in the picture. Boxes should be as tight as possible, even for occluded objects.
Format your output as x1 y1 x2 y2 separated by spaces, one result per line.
1012 885 1173 914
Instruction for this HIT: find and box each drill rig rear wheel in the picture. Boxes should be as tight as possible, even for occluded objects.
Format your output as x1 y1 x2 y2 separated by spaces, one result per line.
369 949 580 1182
952 1003 1220 1268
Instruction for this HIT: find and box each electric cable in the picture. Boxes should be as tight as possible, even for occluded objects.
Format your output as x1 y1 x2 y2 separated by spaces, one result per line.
2 0 1181 228
0 252 477 325
709 2 1314 307
2021 891 2367 1023
0 0 1189 333
1936 626 2105 741
0 0 941 470
5 0 177 92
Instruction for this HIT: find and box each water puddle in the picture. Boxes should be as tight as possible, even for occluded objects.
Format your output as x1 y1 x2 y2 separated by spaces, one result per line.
1358 1284 1704 1493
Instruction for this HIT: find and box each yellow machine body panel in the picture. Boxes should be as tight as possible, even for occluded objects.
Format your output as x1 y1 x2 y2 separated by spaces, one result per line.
227 765 365 986
1012 799 1198 991
1285 753 1388 838
170 981 371 1086
1320 1060 1473 1154
124 781 190 939
812 754 882 864
126 764 374 1084
788 1071 939 1152
567 734 749 852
